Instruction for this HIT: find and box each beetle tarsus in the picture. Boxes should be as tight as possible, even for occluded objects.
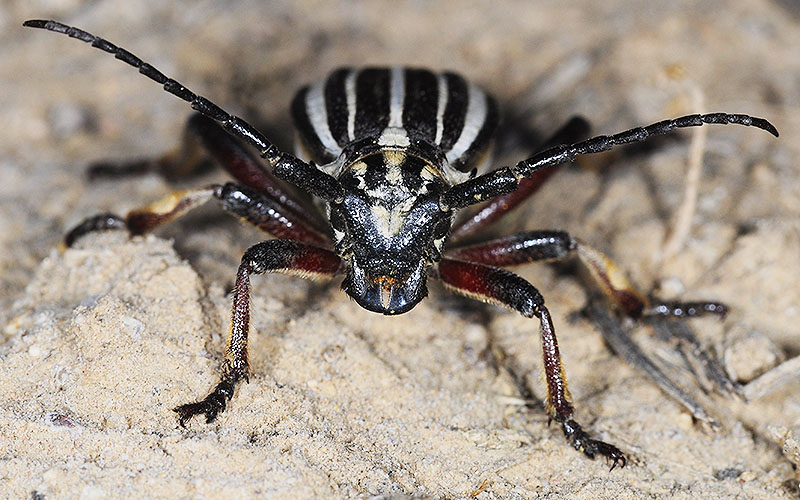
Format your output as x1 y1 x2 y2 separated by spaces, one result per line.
644 300 728 320
174 379 235 427
562 419 626 470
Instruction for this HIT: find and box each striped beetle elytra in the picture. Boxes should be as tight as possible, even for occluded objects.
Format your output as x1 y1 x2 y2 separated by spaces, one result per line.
25 19 779 469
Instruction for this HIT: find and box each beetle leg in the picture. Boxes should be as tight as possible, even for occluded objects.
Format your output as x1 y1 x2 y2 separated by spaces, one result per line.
88 114 329 234
434 258 625 468
174 240 342 427
449 230 738 402
450 117 590 241
65 181 332 248
446 230 728 321
64 186 217 247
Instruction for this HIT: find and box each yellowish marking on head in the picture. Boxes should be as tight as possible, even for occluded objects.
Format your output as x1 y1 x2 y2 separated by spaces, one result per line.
383 149 406 167
349 161 367 175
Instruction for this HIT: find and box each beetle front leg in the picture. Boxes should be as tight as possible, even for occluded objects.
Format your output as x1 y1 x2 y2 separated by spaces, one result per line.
174 240 342 427
64 186 218 247
435 258 625 468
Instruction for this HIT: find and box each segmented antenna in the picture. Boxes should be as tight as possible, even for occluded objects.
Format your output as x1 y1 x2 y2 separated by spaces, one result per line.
23 19 279 160
514 112 779 178
24 19 346 202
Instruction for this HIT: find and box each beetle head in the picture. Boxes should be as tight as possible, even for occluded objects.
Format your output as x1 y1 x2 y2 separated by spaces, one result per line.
331 150 452 315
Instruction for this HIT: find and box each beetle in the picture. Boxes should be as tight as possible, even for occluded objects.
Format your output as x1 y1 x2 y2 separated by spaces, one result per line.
24 19 778 469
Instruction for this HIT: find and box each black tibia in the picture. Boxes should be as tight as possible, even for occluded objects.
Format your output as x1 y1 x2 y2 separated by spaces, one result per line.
174 240 342 427
435 258 625 466
450 117 590 242
446 112 778 210
63 213 126 247
23 20 345 203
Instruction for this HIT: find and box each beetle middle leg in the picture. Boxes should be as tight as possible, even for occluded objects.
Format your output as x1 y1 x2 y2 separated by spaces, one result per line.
64 181 331 248
447 230 728 321
434 258 626 468
65 114 331 247
174 240 342 426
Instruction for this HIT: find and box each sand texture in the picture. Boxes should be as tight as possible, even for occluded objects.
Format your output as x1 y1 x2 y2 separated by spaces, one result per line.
1 1 799 499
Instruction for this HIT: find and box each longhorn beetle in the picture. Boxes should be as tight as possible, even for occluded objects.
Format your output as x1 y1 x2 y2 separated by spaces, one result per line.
25 19 778 469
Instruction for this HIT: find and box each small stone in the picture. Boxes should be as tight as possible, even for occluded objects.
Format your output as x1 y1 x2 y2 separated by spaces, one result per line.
724 330 781 383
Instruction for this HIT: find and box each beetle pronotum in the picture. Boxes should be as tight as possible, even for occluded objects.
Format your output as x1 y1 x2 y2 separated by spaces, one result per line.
24 19 779 469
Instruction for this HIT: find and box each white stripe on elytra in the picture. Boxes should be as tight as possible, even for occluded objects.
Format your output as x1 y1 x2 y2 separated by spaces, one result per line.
445 83 487 164
379 67 410 147
434 73 448 145
388 67 405 128
306 80 341 155
345 69 358 142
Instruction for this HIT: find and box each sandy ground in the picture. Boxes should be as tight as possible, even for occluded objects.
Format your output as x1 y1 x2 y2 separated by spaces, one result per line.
1 1 799 499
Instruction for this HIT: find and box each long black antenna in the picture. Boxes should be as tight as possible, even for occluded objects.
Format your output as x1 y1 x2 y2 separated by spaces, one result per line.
24 20 277 158
23 19 345 202
513 112 778 179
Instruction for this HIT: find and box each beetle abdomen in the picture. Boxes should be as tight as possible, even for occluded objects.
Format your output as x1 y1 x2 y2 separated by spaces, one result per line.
291 67 498 172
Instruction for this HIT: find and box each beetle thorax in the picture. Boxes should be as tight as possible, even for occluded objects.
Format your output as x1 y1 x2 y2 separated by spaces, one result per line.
330 148 453 315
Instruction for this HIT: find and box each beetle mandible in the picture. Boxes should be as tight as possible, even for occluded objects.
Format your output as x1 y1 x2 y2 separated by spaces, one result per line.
24 19 779 469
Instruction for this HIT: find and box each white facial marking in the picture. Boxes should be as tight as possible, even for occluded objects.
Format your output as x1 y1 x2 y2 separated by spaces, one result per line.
370 204 393 238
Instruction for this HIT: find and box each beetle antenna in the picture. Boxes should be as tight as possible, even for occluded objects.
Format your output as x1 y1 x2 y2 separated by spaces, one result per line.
512 112 778 179
23 19 345 202
23 19 279 160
